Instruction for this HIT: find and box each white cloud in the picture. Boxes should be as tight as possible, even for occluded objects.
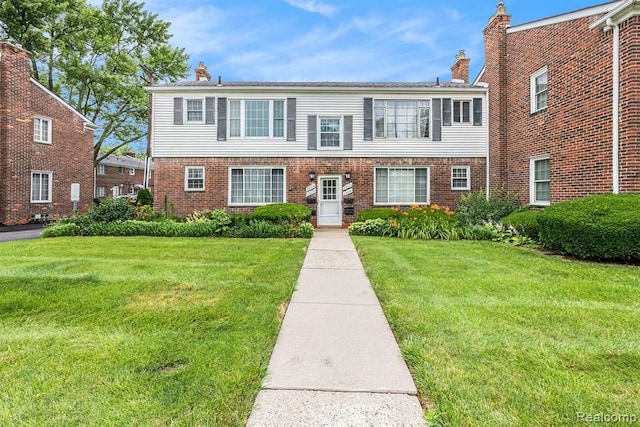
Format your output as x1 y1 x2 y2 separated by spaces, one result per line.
283 0 337 17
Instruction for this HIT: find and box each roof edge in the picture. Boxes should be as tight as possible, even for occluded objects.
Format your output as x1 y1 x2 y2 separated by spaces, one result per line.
590 0 640 29
507 1 624 33
30 78 98 129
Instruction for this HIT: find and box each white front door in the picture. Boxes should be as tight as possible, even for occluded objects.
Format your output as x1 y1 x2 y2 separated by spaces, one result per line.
317 176 342 226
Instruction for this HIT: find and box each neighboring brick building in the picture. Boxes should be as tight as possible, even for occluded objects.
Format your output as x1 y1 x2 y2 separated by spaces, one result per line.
0 42 97 225
95 154 154 200
480 0 640 206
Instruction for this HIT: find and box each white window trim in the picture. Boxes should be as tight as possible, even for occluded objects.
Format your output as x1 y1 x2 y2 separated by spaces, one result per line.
31 170 53 203
452 100 472 124
530 155 551 206
184 166 205 192
530 66 548 113
373 166 430 206
374 99 431 140
185 98 205 124
228 99 286 139
96 186 106 197
97 164 106 175
451 166 471 190
34 116 53 144
227 166 287 206
318 116 343 150
129 168 136 176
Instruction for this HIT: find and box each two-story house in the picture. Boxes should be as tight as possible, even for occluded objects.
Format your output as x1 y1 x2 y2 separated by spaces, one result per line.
95 153 153 200
148 57 489 226
481 0 640 206
0 42 96 226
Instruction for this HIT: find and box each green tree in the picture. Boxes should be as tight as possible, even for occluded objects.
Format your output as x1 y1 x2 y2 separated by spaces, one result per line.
0 0 189 164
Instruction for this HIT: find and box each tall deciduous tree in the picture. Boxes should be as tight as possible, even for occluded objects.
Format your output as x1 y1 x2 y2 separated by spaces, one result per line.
0 0 189 164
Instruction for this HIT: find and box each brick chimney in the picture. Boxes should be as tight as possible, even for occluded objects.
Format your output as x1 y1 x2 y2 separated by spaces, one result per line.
451 50 470 83
195 61 211 81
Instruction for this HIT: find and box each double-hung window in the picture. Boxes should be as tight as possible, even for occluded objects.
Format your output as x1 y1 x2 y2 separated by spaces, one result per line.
374 100 430 139
229 167 285 205
229 100 285 138
185 166 205 191
186 99 204 123
375 167 429 205
531 67 548 113
452 166 470 190
530 156 550 205
453 101 471 124
96 186 106 197
319 117 341 149
97 164 106 175
31 171 52 203
34 117 52 144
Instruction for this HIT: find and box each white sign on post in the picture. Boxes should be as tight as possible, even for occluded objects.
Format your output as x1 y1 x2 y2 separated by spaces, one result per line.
70 183 80 202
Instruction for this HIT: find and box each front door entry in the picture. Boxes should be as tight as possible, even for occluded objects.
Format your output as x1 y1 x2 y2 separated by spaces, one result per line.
317 176 342 226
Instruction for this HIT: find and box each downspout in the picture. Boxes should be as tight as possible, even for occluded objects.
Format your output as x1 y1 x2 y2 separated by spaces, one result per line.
609 20 620 194
485 86 491 199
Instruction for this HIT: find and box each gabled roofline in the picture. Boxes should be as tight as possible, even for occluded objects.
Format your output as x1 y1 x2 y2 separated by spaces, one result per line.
507 1 623 33
472 66 486 86
30 78 99 130
590 0 640 29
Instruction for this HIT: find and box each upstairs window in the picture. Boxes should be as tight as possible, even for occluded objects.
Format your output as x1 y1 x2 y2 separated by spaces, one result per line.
531 67 548 113
453 101 471 124
186 99 204 123
374 100 430 139
229 100 285 138
129 168 135 176
97 164 106 175
319 117 341 149
118 166 124 174
34 117 52 144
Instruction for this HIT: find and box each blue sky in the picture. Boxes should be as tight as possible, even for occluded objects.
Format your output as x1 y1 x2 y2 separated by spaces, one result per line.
118 0 612 82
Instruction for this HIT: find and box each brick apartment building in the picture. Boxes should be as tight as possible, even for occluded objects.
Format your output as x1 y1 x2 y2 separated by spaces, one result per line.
0 42 96 225
481 0 640 206
95 154 154 200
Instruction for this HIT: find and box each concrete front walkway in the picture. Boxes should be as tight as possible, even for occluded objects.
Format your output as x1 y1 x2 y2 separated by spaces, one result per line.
247 229 425 426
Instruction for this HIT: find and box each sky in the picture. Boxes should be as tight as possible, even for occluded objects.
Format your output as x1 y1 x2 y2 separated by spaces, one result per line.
98 0 613 83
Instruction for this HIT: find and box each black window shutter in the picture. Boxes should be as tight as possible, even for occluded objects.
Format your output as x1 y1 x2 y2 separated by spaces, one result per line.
473 98 483 126
363 98 373 141
173 97 183 125
432 98 442 141
217 97 227 141
205 97 215 124
287 98 296 141
343 115 353 150
442 98 452 126
307 115 317 150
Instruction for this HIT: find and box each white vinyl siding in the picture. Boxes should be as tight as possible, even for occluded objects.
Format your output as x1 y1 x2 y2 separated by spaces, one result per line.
531 67 548 113
151 91 487 158
34 117 52 144
31 171 52 203
185 166 205 191
229 167 285 205
452 166 470 190
530 156 550 205
375 167 429 205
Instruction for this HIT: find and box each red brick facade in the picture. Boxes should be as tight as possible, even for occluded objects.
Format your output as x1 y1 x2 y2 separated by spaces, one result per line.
154 157 486 220
95 155 153 200
483 3 640 203
0 43 95 225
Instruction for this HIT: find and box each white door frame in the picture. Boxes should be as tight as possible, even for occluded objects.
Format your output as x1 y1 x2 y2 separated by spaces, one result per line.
317 175 342 226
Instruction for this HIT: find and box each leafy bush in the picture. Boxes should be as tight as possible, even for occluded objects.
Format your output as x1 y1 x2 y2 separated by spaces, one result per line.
500 210 540 240
233 219 314 238
455 189 524 226
136 188 153 206
537 194 640 261
134 204 160 221
349 218 392 236
230 213 255 228
42 223 80 238
252 203 311 225
355 208 397 222
87 220 229 237
88 197 136 223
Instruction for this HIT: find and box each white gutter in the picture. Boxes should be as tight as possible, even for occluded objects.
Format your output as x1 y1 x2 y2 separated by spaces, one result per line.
612 23 620 194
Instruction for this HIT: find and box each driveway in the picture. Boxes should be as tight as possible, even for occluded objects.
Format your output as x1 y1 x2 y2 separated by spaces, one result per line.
0 226 44 242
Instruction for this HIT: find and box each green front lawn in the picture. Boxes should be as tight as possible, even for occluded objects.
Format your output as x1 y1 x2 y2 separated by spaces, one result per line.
0 237 308 426
352 237 640 426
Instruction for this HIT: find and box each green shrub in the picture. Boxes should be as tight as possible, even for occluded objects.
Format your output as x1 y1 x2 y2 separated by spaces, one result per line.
252 203 311 225
293 222 314 238
501 210 540 240
88 197 136 223
230 213 255 228
42 223 81 238
136 189 153 206
355 208 397 222
537 194 640 261
349 218 392 236
455 189 524 226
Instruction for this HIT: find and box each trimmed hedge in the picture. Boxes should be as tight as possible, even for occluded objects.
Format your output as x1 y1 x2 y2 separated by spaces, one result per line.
537 194 640 261
355 208 397 222
252 203 311 224
501 210 540 240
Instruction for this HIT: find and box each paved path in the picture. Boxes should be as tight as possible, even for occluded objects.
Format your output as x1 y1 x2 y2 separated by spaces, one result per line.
247 229 425 426
0 226 43 242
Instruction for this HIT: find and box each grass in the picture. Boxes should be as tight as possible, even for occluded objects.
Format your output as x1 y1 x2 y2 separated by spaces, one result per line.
352 237 640 426
0 236 308 426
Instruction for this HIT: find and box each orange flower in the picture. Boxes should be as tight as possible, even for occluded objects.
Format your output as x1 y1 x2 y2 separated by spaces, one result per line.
403 211 409 216
431 203 440 210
